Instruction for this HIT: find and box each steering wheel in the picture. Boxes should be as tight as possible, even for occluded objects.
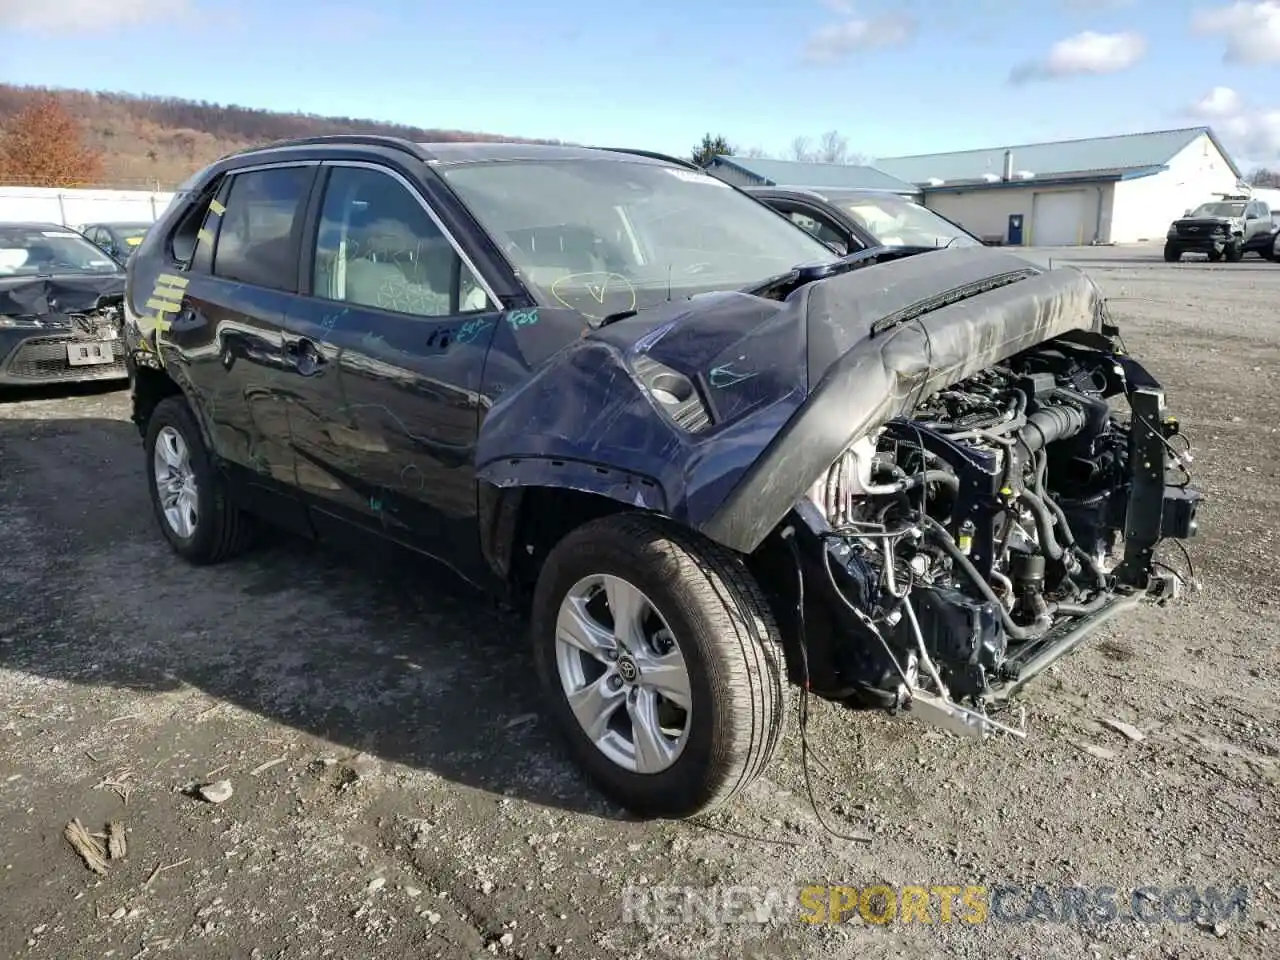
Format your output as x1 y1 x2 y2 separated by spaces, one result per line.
550 272 638 322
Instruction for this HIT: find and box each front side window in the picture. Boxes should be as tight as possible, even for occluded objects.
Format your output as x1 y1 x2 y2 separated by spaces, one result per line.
438 159 837 321
830 194 980 249
213 166 312 291
0 226 122 277
786 209 853 254
312 166 491 317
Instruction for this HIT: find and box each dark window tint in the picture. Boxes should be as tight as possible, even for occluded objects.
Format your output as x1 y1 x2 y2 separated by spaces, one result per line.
213 166 312 291
311 165 490 317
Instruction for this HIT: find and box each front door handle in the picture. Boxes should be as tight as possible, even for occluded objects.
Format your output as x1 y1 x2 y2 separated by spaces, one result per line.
285 336 329 376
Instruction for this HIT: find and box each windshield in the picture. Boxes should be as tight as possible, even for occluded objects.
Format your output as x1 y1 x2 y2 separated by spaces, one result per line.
834 195 980 249
0 227 122 277
438 159 838 320
1190 202 1246 218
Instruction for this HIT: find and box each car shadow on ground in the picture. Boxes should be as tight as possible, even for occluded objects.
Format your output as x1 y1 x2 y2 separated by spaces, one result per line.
0 379 129 404
0 414 630 821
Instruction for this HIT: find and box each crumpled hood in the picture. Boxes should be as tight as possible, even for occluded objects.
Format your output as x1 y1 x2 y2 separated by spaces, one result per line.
476 245 1111 554
0 274 126 318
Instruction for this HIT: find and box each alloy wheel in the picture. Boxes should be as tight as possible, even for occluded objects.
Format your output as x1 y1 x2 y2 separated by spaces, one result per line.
153 425 199 538
553 574 693 774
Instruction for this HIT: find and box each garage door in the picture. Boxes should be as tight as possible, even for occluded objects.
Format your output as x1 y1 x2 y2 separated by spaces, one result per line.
1031 190 1089 246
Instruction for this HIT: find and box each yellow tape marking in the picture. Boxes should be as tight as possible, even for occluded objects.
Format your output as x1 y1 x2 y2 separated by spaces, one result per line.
208 199 226 216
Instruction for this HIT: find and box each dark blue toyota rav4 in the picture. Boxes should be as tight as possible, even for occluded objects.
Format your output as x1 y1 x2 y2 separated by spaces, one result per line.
123 135 1202 818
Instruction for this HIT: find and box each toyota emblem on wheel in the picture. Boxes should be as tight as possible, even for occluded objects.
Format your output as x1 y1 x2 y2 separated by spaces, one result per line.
616 656 639 683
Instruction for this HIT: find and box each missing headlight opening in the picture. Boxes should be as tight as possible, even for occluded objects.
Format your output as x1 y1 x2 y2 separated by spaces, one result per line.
787 337 1202 741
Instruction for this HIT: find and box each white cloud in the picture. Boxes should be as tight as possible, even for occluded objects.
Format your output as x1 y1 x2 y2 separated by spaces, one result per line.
0 0 190 31
1009 30 1147 83
1062 0 1136 8
1184 87 1280 163
1192 1 1280 64
803 5 916 64
1189 85 1244 118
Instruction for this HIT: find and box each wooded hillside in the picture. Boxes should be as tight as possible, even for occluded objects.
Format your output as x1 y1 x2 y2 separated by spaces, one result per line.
0 84 559 189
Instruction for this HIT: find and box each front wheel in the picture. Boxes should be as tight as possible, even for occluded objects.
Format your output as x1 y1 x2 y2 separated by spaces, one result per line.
144 395 254 564
1224 238 1244 262
1163 243 1181 263
530 514 789 819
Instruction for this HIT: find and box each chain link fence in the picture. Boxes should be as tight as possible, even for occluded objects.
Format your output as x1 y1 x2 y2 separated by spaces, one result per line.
0 174 176 191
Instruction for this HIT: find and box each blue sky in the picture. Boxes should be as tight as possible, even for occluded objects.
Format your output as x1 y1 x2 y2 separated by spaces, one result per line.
1 0 1278 166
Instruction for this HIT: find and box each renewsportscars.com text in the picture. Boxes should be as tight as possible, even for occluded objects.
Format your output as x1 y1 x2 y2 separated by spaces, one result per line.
621 883 1250 926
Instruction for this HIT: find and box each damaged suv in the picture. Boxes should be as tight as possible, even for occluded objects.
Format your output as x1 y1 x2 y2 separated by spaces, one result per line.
123 137 1202 819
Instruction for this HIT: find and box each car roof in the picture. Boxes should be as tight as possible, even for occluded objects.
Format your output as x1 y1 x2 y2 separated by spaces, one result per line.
224 135 692 169
0 221 79 233
87 221 152 228
746 186 911 203
417 142 686 167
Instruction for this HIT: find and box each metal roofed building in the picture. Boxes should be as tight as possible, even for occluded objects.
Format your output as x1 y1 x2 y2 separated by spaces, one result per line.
874 126 1245 246
703 155 921 199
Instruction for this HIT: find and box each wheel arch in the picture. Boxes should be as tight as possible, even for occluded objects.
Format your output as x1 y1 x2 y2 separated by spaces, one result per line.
478 460 668 595
131 364 217 456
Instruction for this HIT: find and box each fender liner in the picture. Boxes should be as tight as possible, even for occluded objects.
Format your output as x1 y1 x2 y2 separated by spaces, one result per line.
476 456 667 579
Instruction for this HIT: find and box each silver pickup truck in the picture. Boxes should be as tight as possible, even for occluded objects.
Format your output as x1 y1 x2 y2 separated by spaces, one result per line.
1164 194 1277 262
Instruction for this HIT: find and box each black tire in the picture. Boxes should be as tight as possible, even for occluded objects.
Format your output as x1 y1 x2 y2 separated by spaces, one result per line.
530 513 789 819
1208 248 1223 262
1163 243 1181 263
1224 238 1243 262
144 394 253 564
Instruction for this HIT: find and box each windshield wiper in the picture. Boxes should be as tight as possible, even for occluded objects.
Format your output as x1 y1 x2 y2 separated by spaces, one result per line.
598 309 638 327
742 246 901 299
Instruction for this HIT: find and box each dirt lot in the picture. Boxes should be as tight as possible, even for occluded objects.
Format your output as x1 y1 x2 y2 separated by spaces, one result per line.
2 245 1278 960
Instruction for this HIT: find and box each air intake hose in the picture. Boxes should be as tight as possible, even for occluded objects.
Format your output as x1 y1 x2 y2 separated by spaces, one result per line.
1016 404 1088 455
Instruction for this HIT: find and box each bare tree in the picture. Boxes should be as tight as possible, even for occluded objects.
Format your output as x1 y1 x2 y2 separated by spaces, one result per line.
817 129 849 164
738 145 771 158
786 130 869 165
789 135 814 162
1249 167 1280 188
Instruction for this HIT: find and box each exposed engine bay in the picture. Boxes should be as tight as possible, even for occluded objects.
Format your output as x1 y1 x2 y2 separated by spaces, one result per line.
780 334 1202 739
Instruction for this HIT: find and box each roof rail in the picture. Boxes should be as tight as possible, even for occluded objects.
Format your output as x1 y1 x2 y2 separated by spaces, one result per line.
242 134 426 156
596 147 702 171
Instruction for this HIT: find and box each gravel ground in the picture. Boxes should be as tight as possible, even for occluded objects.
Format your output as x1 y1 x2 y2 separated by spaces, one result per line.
1 245 1278 960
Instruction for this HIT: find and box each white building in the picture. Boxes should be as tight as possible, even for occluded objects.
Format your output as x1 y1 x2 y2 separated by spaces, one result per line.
874 126 1246 246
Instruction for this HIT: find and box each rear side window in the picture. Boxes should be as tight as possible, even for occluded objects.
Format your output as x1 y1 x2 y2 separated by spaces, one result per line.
213 166 312 292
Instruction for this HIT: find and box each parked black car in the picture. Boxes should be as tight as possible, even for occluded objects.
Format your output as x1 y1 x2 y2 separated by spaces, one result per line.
123 136 1201 819
744 186 982 255
80 221 154 265
1163 195 1274 262
0 222 127 387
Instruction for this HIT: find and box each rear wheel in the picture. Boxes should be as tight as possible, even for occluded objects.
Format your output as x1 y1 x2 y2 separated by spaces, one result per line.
530 513 789 819
1224 237 1244 262
145 395 254 564
1163 243 1181 263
